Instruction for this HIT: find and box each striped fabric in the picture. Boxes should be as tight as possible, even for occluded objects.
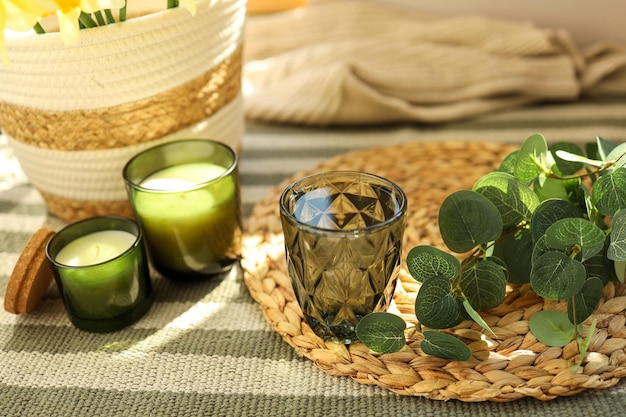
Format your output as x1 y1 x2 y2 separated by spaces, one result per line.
2 96 626 416
243 1 626 126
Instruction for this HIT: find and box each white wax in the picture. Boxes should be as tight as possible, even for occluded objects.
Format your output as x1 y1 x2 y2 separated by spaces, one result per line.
141 162 227 191
55 230 137 267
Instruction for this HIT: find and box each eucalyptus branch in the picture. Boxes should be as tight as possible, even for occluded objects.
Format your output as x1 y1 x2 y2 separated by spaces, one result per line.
357 133 623 362
570 296 580 340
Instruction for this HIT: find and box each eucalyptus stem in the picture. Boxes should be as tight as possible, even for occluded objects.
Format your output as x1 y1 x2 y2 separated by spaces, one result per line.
33 22 46 34
570 296 580 340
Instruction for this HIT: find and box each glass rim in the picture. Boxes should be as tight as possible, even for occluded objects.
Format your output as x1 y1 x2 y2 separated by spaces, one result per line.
122 139 238 193
279 170 407 234
46 215 142 270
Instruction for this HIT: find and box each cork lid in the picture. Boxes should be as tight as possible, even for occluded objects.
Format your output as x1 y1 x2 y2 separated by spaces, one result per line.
4 227 56 314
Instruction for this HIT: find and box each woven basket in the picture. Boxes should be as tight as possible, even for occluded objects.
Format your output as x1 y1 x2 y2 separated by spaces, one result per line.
242 141 626 402
0 0 246 222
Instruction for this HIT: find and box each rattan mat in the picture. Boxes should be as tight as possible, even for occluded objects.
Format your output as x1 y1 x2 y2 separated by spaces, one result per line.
241 140 626 402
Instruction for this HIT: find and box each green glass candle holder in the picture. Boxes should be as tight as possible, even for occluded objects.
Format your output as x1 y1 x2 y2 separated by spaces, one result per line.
123 139 243 280
46 216 154 333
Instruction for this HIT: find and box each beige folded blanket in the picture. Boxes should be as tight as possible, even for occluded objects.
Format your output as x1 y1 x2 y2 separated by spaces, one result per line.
243 0 626 125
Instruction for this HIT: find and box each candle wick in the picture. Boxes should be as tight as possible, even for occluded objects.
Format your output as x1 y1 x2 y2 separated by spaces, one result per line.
95 244 100 259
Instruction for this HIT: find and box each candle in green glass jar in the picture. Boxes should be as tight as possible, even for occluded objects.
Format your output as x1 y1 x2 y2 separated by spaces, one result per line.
46 216 153 333
124 140 242 280
133 162 238 276
54 230 138 320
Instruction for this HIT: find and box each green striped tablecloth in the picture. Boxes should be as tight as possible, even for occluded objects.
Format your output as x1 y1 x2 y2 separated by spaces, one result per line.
2 97 626 416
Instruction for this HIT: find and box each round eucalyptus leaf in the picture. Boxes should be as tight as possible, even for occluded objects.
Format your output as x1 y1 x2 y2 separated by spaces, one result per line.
498 150 519 175
473 172 539 230
355 312 406 354
605 142 626 169
406 245 461 283
608 208 626 261
529 310 580 347
438 190 503 253
596 135 618 162
531 198 583 241
420 330 472 361
459 258 507 310
532 176 570 202
591 167 626 216
414 275 461 329
531 234 552 267
545 217 606 262
567 277 604 324
514 133 548 183
530 251 586 300
584 245 616 285
497 228 533 285
549 142 584 175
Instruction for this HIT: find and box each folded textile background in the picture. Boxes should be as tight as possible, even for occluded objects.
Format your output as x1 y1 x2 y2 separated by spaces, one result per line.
243 0 626 125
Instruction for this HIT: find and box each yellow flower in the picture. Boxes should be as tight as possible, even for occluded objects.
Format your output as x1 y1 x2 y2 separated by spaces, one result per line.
1 0 125 63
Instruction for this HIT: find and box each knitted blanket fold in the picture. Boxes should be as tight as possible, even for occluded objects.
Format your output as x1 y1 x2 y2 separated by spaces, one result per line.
243 0 626 125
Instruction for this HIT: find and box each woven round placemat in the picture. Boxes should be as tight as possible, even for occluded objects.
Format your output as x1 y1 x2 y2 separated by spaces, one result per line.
241 140 626 402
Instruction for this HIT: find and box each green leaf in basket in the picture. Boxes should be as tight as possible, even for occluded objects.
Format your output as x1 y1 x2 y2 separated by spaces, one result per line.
414 275 463 329
438 190 503 253
591 167 626 216
549 141 586 175
530 198 584 242
497 150 519 175
473 171 539 231
494 228 533 285
420 330 472 361
459 258 507 310
544 217 606 262
530 251 586 300
608 209 626 265
529 310 582 347
567 277 604 324
514 133 548 183
574 318 597 371
355 312 406 354
406 245 460 283
461 299 496 337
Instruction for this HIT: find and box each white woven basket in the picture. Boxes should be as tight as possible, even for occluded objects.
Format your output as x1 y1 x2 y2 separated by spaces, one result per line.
0 0 246 222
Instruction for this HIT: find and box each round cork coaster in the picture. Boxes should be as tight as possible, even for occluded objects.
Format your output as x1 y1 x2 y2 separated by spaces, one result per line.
241 141 626 402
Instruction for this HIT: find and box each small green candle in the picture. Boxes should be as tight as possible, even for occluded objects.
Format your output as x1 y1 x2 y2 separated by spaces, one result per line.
46 216 153 332
124 140 242 280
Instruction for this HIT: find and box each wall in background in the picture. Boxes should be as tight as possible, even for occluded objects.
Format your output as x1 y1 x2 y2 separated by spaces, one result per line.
373 0 626 47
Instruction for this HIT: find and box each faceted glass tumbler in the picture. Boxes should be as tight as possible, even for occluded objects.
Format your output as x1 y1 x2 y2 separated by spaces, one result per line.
279 171 407 344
